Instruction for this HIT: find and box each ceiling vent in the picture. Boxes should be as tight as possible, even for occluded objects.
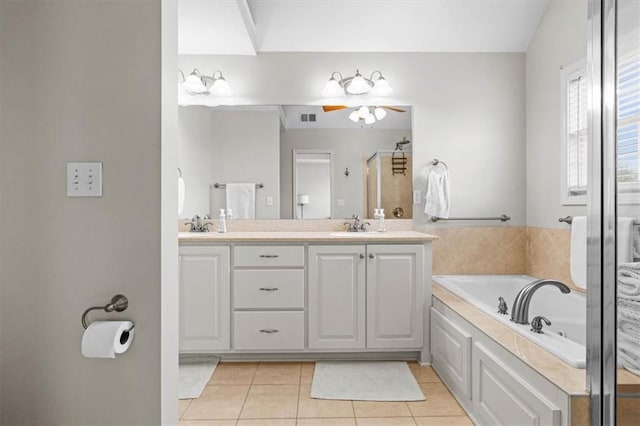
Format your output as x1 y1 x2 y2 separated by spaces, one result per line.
300 113 317 123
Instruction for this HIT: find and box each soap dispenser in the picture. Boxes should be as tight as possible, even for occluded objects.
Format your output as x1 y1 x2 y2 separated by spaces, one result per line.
217 209 227 233
377 208 386 232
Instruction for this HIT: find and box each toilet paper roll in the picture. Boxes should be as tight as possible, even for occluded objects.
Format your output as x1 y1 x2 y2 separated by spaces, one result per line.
81 321 135 359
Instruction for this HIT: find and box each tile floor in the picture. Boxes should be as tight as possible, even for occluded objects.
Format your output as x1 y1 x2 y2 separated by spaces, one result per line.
179 361 473 426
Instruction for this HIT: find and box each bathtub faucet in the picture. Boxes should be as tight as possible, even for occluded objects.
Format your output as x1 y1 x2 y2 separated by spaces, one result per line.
510 279 571 325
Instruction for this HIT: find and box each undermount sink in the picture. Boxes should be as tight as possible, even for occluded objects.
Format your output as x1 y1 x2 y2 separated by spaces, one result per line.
330 232 380 237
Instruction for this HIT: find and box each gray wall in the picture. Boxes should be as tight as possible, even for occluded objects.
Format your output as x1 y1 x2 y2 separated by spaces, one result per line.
525 0 588 228
178 108 280 219
280 128 411 219
180 53 527 227
0 2 163 424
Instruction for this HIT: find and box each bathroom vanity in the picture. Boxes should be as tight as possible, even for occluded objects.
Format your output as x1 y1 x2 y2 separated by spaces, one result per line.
178 231 435 363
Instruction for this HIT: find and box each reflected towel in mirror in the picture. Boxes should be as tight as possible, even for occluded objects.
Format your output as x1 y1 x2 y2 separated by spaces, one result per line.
225 183 256 219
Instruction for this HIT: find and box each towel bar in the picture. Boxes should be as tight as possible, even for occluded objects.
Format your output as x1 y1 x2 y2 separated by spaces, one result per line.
430 215 511 223
213 183 264 189
82 294 135 332
559 215 639 225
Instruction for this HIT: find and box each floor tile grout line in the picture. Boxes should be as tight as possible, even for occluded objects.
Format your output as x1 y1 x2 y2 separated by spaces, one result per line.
236 363 257 422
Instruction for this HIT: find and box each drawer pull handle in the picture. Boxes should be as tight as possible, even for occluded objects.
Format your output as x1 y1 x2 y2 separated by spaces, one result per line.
259 328 280 334
259 254 279 258
259 287 279 292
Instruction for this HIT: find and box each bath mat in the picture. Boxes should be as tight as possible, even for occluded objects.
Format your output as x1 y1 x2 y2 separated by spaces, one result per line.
311 361 425 401
178 356 219 399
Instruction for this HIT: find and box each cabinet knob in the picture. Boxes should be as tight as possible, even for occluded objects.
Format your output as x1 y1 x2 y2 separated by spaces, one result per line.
369 253 375 259
359 254 365 259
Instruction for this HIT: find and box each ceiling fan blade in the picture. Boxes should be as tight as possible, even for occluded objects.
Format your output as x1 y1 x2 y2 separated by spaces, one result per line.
322 105 348 112
381 106 406 113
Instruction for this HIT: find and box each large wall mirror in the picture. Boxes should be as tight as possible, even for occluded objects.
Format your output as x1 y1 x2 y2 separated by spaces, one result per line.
178 105 412 220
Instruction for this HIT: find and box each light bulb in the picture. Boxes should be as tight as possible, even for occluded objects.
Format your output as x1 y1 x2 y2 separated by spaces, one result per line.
183 71 208 94
210 76 232 96
370 76 393 96
365 113 376 124
348 110 360 123
358 106 370 118
374 107 387 120
346 70 371 95
322 77 345 97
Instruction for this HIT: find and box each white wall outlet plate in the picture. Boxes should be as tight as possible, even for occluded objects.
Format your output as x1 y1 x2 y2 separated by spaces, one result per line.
336 199 345 207
67 162 102 197
413 190 421 204
266 196 274 206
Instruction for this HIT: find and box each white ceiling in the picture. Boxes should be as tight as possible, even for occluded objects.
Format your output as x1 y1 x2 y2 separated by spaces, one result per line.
178 0 548 55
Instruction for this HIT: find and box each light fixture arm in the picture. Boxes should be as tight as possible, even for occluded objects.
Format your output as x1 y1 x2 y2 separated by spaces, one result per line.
369 70 384 81
178 69 186 82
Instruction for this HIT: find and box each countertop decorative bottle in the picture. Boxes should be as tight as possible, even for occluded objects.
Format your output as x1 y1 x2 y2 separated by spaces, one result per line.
217 209 227 233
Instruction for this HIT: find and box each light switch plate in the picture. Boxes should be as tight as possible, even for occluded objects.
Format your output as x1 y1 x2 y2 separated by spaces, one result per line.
336 198 345 207
67 162 102 197
413 190 421 204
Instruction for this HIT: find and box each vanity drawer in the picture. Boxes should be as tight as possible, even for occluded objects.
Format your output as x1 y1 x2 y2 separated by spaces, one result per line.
233 311 305 350
234 245 305 267
234 270 304 309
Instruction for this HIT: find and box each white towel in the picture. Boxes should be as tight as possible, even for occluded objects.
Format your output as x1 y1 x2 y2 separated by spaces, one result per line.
570 216 588 289
178 176 185 216
225 183 255 219
618 339 640 376
619 217 636 263
424 168 450 218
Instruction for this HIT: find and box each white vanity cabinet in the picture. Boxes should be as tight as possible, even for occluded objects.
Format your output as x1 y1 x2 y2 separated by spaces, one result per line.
179 245 230 351
308 244 425 350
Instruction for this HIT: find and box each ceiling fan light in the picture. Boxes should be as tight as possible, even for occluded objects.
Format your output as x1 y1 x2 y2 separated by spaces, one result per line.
357 105 370 118
365 113 376 125
183 71 208 94
370 76 393 96
374 107 387 120
210 76 232 96
346 70 371 95
322 77 345 97
348 110 360 123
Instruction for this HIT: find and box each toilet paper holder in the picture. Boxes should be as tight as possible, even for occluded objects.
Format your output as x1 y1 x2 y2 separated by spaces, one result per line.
82 294 135 332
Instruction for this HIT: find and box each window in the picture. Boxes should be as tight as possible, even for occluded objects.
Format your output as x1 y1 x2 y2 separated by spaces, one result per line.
561 59 588 205
617 11 640 201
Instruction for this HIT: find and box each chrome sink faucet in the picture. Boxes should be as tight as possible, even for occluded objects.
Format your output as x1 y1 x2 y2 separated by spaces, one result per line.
344 215 371 232
510 279 571 324
185 215 214 232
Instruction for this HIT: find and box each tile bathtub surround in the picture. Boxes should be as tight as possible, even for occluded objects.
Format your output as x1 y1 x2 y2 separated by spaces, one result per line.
425 226 527 275
525 227 582 291
179 361 473 425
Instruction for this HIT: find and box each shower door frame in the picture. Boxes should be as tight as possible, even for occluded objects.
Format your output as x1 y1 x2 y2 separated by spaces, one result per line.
587 0 618 424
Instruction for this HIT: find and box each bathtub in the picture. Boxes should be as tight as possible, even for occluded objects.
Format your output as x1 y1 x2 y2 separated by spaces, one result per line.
433 275 587 368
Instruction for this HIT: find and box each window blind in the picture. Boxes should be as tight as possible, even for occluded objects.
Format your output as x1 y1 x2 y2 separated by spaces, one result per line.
617 10 640 192
567 70 588 195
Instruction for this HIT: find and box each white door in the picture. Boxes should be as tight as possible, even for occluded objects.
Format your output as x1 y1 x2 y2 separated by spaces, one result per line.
308 245 366 349
179 245 230 351
367 244 424 348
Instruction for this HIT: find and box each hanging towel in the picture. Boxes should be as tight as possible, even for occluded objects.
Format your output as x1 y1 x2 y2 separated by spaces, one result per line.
570 216 587 289
225 183 255 219
424 167 450 218
619 217 636 263
178 175 186 216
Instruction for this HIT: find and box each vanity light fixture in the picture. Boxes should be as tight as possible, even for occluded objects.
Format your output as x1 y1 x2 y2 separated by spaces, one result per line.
179 68 233 96
321 69 393 97
347 106 389 125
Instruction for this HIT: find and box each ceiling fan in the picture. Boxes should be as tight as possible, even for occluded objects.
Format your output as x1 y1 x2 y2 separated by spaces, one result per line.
322 105 406 125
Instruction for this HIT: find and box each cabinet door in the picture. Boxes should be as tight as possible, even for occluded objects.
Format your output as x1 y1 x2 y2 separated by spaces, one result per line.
308 245 366 349
179 246 230 352
367 244 424 349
